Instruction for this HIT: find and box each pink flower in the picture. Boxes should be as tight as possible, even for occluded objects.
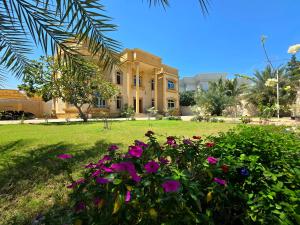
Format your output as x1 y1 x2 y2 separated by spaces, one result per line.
108 145 119 151
205 142 215 148
96 177 110 184
207 156 218 165
159 157 170 165
67 178 85 189
213 177 226 186
144 161 160 173
135 140 148 148
162 180 181 193
102 166 114 173
128 146 143 158
57 154 73 159
125 190 131 203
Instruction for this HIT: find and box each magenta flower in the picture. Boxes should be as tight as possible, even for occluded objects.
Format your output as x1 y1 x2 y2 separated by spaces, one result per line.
67 178 85 189
108 145 119 151
135 140 148 148
159 157 170 165
98 155 112 164
213 177 227 186
162 180 181 193
102 166 114 173
111 162 141 182
93 197 101 206
205 142 215 148
207 156 218 165
166 136 176 146
75 202 85 213
128 146 143 158
85 163 97 169
57 154 73 159
183 139 193 145
144 161 160 173
96 177 110 184
125 190 131 203
91 169 101 177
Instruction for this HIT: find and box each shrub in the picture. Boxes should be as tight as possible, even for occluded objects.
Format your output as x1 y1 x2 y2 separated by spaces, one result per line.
164 116 182 121
121 104 135 120
209 126 300 225
155 114 163 120
0 110 35 120
62 126 300 225
240 115 252 124
191 115 203 122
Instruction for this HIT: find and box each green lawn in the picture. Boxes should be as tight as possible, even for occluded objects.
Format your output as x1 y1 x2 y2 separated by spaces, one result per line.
0 120 236 225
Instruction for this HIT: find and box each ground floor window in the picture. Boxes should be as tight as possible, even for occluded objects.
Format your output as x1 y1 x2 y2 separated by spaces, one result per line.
151 99 155 107
94 94 107 108
167 99 176 109
116 96 122 109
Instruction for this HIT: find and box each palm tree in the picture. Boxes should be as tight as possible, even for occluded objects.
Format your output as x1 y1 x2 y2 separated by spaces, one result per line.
0 0 210 83
225 78 247 118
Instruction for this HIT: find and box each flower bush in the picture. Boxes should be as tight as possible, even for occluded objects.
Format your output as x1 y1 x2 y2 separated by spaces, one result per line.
64 126 300 225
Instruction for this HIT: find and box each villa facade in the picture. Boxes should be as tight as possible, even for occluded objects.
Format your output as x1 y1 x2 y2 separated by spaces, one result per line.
0 48 180 118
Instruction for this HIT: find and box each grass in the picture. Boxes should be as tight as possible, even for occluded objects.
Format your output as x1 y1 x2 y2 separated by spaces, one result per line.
0 120 235 225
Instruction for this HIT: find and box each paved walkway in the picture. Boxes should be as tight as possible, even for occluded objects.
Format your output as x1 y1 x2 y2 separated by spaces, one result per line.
0 116 299 126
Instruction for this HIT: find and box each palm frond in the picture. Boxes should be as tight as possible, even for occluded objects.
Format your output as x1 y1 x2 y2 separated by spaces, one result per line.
0 6 31 79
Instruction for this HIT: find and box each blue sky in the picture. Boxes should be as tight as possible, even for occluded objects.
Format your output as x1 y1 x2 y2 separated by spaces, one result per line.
4 0 300 89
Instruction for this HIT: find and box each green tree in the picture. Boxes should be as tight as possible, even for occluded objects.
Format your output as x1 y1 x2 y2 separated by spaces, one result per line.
247 66 295 116
179 91 196 106
0 0 208 82
19 56 118 122
195 78 231 116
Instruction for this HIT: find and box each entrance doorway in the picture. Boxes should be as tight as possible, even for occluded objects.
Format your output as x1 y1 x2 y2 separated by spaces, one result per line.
133 98 143 113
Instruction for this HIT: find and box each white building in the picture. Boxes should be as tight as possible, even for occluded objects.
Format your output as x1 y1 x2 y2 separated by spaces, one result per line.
179 73 227 92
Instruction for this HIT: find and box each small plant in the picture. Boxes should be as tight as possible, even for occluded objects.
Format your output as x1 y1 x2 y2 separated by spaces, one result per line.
155 114 163 120
240 115 252 124
191 115 203 122
121 104 135 120
210 117 219 123
147 107 158 120
164 116 182 120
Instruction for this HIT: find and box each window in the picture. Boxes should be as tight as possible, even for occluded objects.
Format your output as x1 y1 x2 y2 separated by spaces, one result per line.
168 80 175 90
168 99 175 109
133 75 142 86
116 71 122 85
151 99 155 107
151 79 155 90
116 96 122 109
94 93 106 108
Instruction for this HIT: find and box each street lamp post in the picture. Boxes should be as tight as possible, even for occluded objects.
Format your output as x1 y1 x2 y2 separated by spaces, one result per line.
276 70 280 119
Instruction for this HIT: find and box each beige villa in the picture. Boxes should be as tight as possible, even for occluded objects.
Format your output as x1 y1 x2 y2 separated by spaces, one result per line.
0 48 180 118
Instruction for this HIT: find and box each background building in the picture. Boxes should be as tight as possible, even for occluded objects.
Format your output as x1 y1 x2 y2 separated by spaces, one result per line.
179 73 227 92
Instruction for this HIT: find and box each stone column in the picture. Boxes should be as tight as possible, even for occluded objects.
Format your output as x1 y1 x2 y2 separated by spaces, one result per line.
127 63 132 106
154 69 158 110
135 62 140 113
163 73 167 112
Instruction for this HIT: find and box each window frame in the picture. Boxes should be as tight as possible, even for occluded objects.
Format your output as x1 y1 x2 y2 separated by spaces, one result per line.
167 99 176 109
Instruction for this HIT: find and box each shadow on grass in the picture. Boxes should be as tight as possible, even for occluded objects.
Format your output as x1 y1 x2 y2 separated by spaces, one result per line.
0 140 31 154
0 139 122 225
